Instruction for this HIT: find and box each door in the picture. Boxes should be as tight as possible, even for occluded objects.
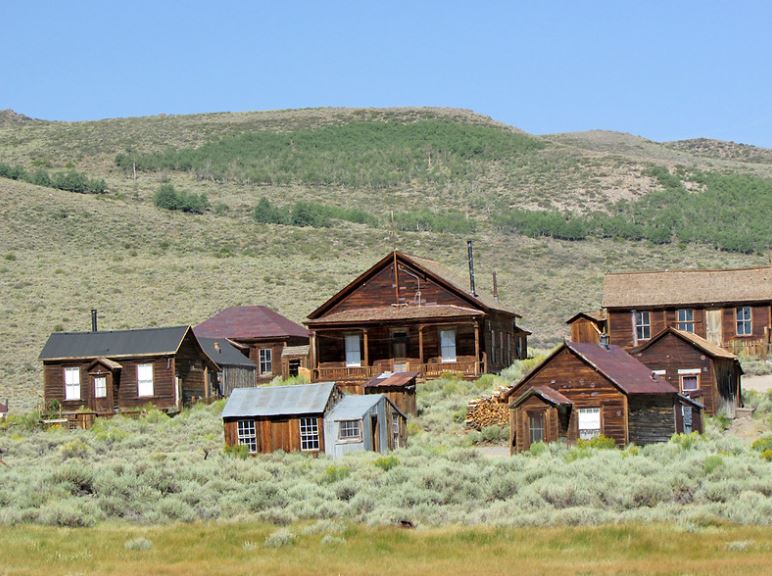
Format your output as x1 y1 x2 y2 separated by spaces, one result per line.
288 359 301 377
370 415 379 452
392 331 408 362
270 419 291 452
91 375 110 413
706 308 722 346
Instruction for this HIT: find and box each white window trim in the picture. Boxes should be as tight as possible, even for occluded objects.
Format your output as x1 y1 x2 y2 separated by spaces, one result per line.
259 348 273 376
344 334 362 368
677 368 701 375
137 363 154 398
300 416 320 451
93 376 107 399
652 369 666 376
578 407 601 440
440 328 457 363
633 310 651 342
237 419 257 453
338 419 362 443
679 373 700 392
64 367 81 401
736 306 753 336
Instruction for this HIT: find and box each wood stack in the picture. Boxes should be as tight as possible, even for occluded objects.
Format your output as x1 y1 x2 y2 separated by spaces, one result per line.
465 385 512 430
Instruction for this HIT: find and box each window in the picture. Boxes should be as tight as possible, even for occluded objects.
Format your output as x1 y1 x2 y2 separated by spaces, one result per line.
736 306 752 336
634 311 651 341
300 417 320 451
676 309 695 332
237 419 257 453
528 412 544 444
94 376 107 399
338 419 361 441
64 367 80 401
578 407 601 440
678 369 700 392
682 405 693 434
345 334 361 367
440 329 456 363
137 363 154 397
259 348 272 375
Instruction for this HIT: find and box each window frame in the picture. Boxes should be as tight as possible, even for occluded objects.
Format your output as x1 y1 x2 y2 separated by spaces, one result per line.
344 333 362 368
578 407 601 440
299 416 320 451
528 411 545 445
676 308 695 332
439 328 457 363
137 363 154 398
93 375 107 399
678 369 701 393
633 310 651 342
237 419 257 453
736 306 753 336
338 419 362 442
64 367 81 401
258 348 273 375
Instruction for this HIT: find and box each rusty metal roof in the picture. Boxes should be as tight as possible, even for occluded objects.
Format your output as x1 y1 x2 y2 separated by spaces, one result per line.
195 306 309 340
510 385 573 409
634 327 738 361
365 371 419 388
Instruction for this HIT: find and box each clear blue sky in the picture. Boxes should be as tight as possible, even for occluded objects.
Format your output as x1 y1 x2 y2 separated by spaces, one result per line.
3 1 772 146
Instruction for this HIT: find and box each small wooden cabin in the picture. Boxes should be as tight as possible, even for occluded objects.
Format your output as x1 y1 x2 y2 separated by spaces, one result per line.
195 306 310 383
282 345 311 379
198 337 257 397
305 251 527 383
324 394 407 459
222 382 340 455
603 266 772 358
39 325 218 420
363 371 418 416
566 310 607 344
506 341 701 453
634 327 743 417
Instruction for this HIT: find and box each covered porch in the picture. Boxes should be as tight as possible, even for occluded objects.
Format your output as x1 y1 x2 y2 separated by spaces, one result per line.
309 318 486 382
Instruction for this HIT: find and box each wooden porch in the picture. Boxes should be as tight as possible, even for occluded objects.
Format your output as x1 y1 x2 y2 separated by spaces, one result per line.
727 337 771 359
315 356 484 381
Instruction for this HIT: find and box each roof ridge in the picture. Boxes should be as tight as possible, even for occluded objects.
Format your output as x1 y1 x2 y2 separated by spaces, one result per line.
52 324 188 335
605 264 772 277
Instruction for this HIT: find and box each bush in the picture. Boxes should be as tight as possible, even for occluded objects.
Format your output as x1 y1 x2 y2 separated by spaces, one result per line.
751 436 772 453
374 455 400 472
124 537 153 551
264 528 296 548
0 162 105 194
224 444 249 459
153 183 208 214
576 435 616 450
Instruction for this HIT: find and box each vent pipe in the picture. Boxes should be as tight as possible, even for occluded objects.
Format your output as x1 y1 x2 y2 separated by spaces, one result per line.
91 309 98 333
599 332 609 349
492 271 499 303
466 240 477 297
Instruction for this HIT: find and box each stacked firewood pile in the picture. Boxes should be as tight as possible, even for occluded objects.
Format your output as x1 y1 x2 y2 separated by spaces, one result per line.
465 385 512 430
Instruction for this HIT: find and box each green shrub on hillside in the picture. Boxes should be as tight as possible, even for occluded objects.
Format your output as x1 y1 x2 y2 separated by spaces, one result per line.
253 198 376 228
394 209 476 234
0 162 106 194
153 183 208 214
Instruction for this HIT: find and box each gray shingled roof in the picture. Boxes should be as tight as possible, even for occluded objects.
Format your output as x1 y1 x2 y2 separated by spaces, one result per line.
222 382 335 418
198 337 256 368
39 326 191 360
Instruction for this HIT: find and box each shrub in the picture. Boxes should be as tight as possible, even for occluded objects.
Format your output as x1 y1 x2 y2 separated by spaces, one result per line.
253 198 290 225
224 444 249 459
322 465 351 484
264 528 296 548
751 436 772 453
153 183 208 214
124 537 153 551
703 455 725 474
576 435 616 450
374 455 400 472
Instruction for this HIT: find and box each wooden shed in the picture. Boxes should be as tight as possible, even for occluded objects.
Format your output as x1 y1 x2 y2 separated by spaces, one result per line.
634 327 743 417
506 341 698 453
602 266 772 358
281 345 311 379
195 306 310 383
323 394 407 459
39 325 218 421
198 337 257 396
222 382 341 455
363 371 418 416
566 310 607 344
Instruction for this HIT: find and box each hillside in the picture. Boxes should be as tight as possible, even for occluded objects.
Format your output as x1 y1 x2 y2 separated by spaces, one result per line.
0 107 769 411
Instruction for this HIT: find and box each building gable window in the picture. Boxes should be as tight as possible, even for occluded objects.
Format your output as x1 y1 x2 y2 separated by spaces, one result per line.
338 419 362 441
300 417 320 451
440 329 457 363
678 369 700 393
633 311 651 341
94 376 107 399
345 334 361 367
64 367 81 401
528 412 544 444
578 407 601 440
237 419 257 453
259 349 272 375
137 363 154 397
736 306 752 336
676 309 695 332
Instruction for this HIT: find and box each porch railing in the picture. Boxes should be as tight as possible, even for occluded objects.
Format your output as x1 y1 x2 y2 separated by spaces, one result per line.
315 358 481 381
727 338 771 359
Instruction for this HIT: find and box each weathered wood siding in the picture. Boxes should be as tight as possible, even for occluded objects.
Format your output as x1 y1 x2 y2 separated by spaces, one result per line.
510 396 560 453
223 415 326 454
628 395 676 445
569 318 602 344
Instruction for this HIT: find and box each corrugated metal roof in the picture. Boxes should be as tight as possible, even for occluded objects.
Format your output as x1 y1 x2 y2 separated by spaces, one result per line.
221 382 335 418
603 265 772 308
510 385 573 409
39 326 191 360
327 394 384 420
198 337 256 368
567 341 677 395
365 371 419 388
195 306 309 340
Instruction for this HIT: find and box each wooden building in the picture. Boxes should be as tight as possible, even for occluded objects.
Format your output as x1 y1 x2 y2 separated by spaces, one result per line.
634 327 743 417
195 306 310 383
281 345 311 379
602 266 772 358
363 371 418 416
305 251 527 383
39 325 218 420
506 341 701 453
566 310 607 344
221 382 407 457
198 337 257 397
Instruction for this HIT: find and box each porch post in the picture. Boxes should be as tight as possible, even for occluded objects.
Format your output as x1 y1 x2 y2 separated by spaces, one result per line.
418 324 424 364
309 331 317 380
363 329 369 371
474 321 481 376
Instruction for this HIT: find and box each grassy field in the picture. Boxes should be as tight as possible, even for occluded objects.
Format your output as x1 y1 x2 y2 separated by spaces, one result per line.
3 522 772 576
